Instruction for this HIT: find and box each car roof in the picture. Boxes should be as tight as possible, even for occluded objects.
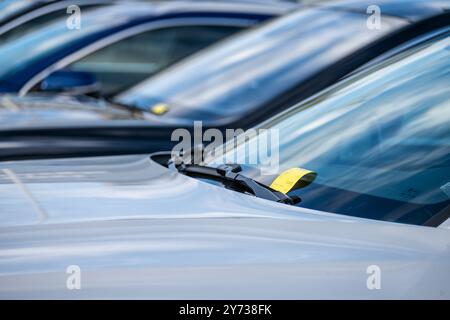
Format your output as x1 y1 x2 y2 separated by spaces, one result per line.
315 0 450 22
80 0 297 19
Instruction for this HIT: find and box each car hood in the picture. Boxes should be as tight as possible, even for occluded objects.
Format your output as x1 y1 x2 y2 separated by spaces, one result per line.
0 154 359 227
0 155 449 299
0 94 136 126
0 94 183 130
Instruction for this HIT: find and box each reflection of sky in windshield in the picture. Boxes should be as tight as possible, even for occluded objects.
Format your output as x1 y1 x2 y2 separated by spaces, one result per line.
117 8 404 119
211 35 450 206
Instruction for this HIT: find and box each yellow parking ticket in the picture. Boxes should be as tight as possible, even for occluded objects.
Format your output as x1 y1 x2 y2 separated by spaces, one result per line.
151 103 169 115
270 167 317 194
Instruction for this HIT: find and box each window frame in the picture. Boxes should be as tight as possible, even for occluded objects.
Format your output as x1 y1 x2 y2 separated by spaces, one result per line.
0 0 111 37
19 17 257 96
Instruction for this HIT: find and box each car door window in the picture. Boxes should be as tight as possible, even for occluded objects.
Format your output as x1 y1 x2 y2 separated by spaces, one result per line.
65 25 242 96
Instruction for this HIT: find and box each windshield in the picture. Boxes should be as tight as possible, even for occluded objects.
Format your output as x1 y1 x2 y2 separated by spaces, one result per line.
204 33 450 226
115 8 404 121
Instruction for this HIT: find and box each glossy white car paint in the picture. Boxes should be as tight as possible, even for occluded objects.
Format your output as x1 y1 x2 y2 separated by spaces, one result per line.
0 155 449 299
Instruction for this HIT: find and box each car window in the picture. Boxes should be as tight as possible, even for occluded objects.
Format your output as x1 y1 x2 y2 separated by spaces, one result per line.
62 25 242 96
205 33 450 226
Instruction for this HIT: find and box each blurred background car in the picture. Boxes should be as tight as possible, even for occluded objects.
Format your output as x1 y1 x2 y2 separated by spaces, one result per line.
116 0 450 127
0 30 449 298
0 0 448 161
0 0 293 96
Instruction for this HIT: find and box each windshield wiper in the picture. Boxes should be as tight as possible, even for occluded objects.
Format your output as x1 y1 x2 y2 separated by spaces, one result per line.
171 161 300 205
102 96 146 115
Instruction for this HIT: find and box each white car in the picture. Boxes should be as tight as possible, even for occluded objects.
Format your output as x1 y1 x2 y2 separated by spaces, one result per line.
0 29 449 299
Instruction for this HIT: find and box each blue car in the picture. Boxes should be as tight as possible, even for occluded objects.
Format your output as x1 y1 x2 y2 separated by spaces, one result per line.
0 0 293 96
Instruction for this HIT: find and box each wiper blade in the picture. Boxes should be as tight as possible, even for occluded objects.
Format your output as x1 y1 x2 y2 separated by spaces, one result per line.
103 96 145 115
173 162 301 205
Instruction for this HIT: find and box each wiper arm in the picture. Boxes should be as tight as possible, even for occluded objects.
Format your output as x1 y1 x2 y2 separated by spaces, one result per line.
102 96 145 115
173 162 300 205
